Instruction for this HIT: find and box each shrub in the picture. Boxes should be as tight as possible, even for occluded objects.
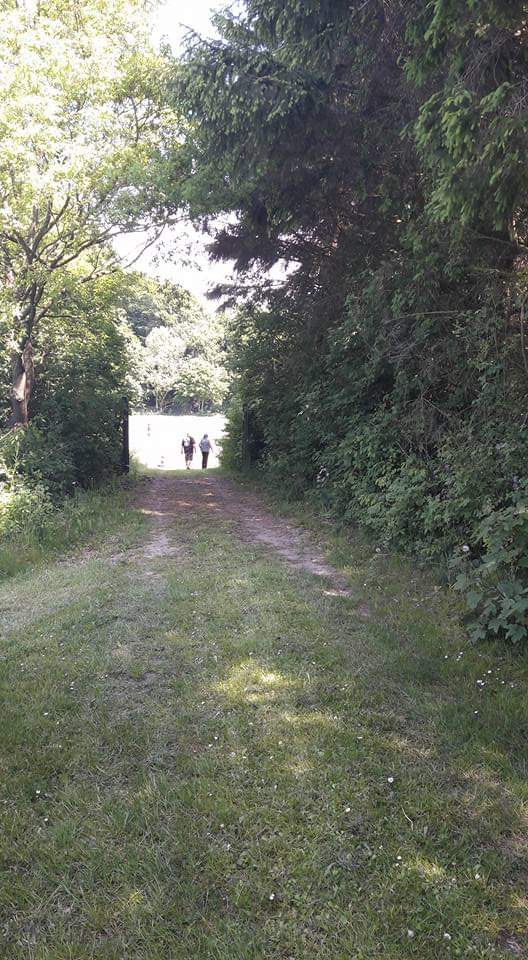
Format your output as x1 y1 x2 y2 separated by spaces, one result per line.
0 473 131 580
5 424 76 498
220 396 245 470
452 489 528 644
0 481 55 542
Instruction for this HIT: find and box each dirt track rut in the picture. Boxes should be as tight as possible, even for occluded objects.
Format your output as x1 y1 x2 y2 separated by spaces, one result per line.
136 473 363 604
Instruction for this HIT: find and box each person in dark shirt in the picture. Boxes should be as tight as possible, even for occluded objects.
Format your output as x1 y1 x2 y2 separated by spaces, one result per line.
181 434 196 469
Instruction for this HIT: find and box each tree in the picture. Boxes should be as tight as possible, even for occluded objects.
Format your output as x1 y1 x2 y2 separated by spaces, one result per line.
118 273 231 412
1 269 141 494
142 326 186 411
119 272 206 341
139 313 230 413
172 356 229 412
178 1 528 640
0 0 179 426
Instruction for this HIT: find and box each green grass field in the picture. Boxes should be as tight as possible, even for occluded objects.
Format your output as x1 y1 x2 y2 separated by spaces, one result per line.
0 473 527 958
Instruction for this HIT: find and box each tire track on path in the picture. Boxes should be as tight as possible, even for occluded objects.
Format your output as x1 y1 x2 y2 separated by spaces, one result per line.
136 473 370 614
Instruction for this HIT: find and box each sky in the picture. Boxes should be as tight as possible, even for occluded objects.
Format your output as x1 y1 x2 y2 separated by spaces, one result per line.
115 0 237 305
151 0 222 49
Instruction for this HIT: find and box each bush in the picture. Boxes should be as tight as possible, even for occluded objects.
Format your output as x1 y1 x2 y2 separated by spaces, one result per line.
0 481 55 542
452 489 528 644
220 396 245 470
0 473 132 580
5 424 77 498
220 395 266 473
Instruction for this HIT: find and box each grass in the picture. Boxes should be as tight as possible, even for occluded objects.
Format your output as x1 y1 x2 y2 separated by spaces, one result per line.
0 478 143 580
0 472 527 958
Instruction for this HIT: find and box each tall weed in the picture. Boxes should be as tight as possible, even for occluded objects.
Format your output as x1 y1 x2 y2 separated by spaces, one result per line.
0 479 131 579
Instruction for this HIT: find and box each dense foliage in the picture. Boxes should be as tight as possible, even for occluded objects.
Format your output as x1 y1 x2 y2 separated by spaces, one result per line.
180 0 528 642
0 0 178 426
0 1 180 533
0 270 136 511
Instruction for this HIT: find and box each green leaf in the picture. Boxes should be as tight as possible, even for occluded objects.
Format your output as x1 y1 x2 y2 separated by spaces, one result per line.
466 590 483 611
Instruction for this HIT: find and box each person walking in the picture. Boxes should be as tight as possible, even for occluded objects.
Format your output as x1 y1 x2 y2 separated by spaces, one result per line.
181 434 196 469
199 433 214 469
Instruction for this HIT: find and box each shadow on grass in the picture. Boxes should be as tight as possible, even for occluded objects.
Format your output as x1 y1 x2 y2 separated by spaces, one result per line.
0 500 527 958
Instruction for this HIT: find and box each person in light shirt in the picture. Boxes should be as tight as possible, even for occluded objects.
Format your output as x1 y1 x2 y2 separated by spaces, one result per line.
199 433 214 469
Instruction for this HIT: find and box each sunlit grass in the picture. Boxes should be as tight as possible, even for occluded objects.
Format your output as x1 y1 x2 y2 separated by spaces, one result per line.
0 480 527 957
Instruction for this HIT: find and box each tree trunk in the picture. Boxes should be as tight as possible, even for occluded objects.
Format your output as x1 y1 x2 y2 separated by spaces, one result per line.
10 339 35 428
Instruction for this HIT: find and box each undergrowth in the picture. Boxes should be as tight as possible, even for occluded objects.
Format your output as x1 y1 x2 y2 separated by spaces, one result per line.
0 477 139 580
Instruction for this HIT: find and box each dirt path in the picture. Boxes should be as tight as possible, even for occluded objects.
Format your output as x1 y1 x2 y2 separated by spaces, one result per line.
136 472 361 601
1 471 526 959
